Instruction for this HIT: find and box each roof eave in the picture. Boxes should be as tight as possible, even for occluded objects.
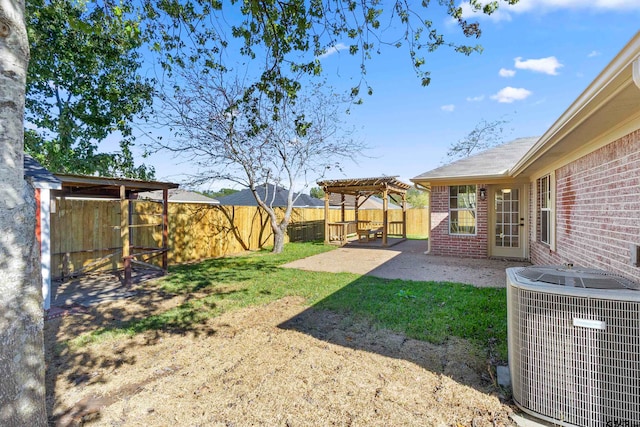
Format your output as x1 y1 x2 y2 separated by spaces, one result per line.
410 172 511 185
511 31 640 177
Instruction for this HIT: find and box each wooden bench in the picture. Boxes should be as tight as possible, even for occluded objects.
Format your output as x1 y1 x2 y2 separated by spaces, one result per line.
357 227 383 242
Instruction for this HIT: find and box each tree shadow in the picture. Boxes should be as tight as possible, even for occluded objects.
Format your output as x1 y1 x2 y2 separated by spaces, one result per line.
278 275 507 395
44 267 248 425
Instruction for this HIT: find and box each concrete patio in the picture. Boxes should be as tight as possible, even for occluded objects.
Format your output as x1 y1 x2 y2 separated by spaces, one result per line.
283 239 531 288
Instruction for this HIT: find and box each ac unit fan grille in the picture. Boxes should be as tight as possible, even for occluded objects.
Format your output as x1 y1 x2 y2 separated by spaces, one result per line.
516 265 639 290
510 287 640 426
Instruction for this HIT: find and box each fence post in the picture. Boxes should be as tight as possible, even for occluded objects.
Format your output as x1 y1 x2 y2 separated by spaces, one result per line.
162 188 169 273
120 185 131 285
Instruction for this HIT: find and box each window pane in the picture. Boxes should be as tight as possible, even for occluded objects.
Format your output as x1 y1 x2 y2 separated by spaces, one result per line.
449 185 477 235
450 210 476 235
541 211 549 244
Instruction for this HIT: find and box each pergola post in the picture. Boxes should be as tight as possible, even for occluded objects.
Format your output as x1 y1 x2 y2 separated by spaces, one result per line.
382 187 388 246
402 192 407 239
323 191 329 244
120 185 131 285
355 194 359 226
340 193 345 222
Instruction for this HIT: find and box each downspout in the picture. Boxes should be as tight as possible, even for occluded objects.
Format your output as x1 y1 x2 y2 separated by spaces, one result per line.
414 182 431 254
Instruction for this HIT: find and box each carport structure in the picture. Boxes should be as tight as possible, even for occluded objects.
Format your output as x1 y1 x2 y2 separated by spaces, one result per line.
53 174 178 288
318 176 411 247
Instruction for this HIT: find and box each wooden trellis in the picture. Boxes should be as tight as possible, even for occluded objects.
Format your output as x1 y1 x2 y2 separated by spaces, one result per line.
52 174 178 285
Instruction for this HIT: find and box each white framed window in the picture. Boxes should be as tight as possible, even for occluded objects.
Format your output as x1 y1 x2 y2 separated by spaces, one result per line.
538 174 552 246
449 185 477 235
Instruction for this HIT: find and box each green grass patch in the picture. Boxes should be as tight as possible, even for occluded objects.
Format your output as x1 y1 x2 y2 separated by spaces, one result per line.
405 234 429 240
67 241 508 361
313 277 507 360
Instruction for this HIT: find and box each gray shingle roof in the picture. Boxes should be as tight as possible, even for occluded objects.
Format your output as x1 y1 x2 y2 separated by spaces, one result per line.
138 189 219 204
24 154 62 190
216 184 324 207
412 137 539 182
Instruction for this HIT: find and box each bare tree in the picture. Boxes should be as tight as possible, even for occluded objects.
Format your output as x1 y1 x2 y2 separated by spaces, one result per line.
0 0 47 424
153 70 365 253
446 117 511 161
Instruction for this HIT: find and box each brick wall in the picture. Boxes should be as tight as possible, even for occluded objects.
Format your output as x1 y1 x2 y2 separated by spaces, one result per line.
430 184 488 258
529 129 640 283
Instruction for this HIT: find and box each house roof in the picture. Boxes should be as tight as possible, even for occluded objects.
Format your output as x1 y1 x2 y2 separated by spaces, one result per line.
216 184 324 207
24 155 62 190
411 137 539 184
511 31 640 176
411 32 640 186
138 189 219 205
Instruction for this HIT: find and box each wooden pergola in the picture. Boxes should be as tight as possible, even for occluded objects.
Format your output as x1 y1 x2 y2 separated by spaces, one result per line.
53 174 179 285
318 176 411 247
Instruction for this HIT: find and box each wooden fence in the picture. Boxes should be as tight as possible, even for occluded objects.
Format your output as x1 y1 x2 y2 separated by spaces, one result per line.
50 199 428 278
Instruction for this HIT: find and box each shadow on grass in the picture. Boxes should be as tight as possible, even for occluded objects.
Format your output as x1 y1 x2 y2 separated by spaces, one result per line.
278 275 508 392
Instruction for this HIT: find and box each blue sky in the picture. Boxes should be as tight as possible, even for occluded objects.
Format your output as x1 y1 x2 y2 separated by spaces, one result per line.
138 1 640 191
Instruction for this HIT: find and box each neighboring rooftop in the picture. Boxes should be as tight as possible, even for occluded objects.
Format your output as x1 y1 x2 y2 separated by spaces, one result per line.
24 154 62 190
216 184 324 207
411 137 539 182
139 189 219 205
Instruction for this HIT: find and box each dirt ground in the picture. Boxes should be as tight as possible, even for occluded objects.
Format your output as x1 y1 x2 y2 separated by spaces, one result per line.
45 242 526 426
45 300 516 426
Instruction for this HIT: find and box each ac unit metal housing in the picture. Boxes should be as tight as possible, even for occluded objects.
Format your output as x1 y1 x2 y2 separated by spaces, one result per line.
506 266 640 427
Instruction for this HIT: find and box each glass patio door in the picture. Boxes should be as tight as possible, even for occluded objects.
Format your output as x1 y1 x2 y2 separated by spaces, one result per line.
491 186 526 258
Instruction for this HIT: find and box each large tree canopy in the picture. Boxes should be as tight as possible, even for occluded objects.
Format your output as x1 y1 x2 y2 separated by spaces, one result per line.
144 0 519 104
25 0 155 179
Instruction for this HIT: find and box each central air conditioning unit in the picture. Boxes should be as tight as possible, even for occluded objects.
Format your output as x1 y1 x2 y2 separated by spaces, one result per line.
506 266 640 427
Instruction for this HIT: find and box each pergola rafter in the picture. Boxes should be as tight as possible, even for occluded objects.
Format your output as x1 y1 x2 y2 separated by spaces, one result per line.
318 176 411 246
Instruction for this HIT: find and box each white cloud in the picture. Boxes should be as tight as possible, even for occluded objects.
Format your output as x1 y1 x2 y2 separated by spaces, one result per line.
441 104 455 112
318 43 348 59
587 50 601 58
456 0 640 23
499 68 516 78
514 56 563 75
491 87 532 103
466 95 485 102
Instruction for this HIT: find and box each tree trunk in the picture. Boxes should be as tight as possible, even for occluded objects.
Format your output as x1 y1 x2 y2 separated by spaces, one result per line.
0 0 47 425
272 227 286 254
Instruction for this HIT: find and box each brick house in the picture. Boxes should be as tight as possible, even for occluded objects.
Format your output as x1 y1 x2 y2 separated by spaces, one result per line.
411 31 640 284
